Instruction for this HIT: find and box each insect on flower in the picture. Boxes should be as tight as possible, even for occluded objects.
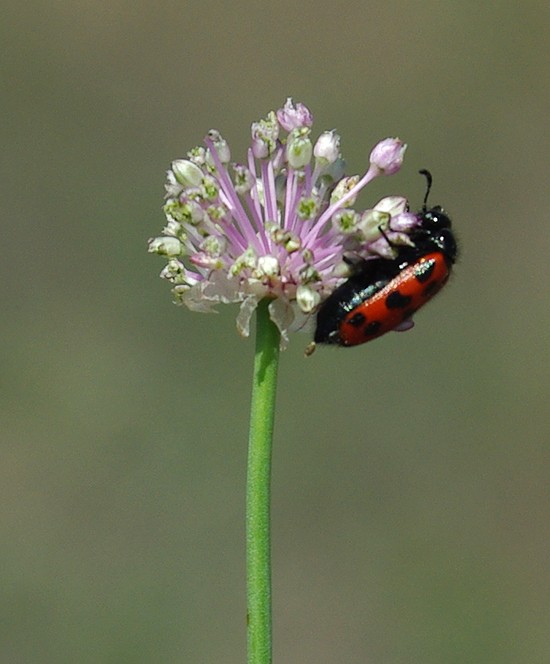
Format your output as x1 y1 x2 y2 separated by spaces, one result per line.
149 98 420 349
309 169 457 352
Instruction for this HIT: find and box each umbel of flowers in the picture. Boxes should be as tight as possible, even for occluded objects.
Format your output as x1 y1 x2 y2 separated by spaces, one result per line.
149 99 418 347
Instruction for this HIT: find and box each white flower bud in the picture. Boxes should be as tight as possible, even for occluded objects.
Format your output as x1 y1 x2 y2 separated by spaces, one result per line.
369 138 407 175
171 159 203 187
251 111 279 158
276 98 313 131
287 128 312 169
206 129 231 164
314 130 340 164
148 236 183 257
296 284 320 313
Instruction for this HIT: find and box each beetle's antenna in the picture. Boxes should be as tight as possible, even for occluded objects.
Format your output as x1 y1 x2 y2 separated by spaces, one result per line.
419 169 433 211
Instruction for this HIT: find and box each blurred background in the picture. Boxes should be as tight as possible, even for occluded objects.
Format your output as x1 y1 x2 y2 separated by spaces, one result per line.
2 1 549 662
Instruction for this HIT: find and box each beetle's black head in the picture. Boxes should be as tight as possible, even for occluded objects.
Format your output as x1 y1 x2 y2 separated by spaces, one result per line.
421 205 452 231
416 170 457 264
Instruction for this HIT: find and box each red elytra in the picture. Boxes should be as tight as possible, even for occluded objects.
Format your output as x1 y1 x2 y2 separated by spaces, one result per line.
305 170 458 356
336 252 450 346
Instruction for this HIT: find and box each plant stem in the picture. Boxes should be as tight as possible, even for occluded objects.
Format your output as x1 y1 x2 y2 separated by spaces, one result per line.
246 299 280 664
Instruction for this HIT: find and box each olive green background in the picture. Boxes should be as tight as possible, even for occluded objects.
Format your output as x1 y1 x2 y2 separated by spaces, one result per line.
3 1 549 662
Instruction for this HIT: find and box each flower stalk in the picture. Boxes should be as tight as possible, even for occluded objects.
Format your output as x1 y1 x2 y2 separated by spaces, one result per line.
246 298 280 664
147 100 420 661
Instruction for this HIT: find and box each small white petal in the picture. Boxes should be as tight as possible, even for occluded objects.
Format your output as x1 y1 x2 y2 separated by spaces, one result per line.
374 196 408 216
236 295 260 337
358 210 390 242
257 255 280 277
296 284 321 313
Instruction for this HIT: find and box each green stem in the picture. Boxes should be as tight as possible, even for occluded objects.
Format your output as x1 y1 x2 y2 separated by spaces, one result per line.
246 299 280 664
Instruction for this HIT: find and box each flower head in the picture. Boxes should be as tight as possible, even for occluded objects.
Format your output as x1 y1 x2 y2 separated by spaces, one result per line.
149 99 415 347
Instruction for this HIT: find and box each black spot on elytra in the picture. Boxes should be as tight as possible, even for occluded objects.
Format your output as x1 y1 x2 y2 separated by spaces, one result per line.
347 312 366 327
363 321 382 336
385 290 413 309
414 260 436 283
422 280 441 298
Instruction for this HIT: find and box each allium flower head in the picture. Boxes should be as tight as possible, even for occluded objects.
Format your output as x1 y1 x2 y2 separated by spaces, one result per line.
149 98 414 347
